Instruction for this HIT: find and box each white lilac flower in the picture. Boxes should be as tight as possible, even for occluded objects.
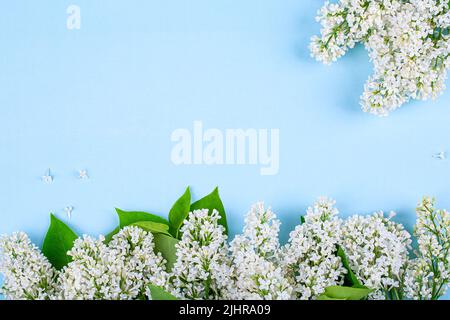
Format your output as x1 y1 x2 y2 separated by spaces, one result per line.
229 203 292 300
64 206 74 220
311 0 450 116
42 169 53 184
169 209 232 300
78 169 89 179
0 232 58 300
405 197 450 300
432 151 446 160
340 211 412 299
58 226 167 300
281 197 346 300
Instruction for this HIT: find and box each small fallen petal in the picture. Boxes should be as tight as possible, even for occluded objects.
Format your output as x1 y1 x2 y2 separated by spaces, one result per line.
78 169 89 179
433 152 446 160
64 206 74 220
42 169 53 184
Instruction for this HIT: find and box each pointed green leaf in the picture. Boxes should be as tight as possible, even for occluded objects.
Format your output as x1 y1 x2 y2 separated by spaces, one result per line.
148 284 178 300
42 214 78 270
337 246 364 288
190 187 228 234
116 208 169 228
132 221 171 236
300 216 306 224
153 233 179 272
168 187 191 238
322 286 372 300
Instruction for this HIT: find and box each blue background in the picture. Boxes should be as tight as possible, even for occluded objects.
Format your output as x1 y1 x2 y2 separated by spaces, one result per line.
1 1 449 299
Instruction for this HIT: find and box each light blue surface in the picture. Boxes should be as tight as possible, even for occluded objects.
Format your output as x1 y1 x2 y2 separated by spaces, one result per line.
0 1 449 299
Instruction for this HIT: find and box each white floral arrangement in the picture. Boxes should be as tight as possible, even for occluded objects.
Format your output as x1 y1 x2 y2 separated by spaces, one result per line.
0 187 448 300
311 0 450 116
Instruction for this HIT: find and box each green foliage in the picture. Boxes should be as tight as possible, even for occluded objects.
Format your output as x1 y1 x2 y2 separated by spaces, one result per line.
104 209 170 242
317 247 372 300
190 187 228 234
153 234 179 272
116 208 169 228
168 187 191 238
131 221 171 236
103 187 228 272
318 286 372 300
336 246 365 288
148 284 178 300
42 214 78 270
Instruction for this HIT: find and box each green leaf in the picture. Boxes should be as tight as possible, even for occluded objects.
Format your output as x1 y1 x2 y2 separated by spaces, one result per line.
132 221 171 236
336 246 364 288
104 209 170 244
148 284 178 300
153 233 179 272
190 187 228 234
42 214 78 270
317 295 347 300
300 216 306 224
116 208 169 228
321 286 372 300
168 187 191 238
